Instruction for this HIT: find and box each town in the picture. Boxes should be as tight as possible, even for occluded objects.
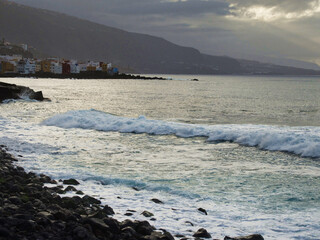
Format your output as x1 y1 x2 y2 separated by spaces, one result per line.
0 54 119 76
0 39 119 76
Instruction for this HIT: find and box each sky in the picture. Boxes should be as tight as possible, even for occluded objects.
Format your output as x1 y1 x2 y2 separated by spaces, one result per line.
9 0 320 67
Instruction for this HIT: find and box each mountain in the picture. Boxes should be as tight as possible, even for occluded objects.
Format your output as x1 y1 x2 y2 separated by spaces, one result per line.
0 0 319 75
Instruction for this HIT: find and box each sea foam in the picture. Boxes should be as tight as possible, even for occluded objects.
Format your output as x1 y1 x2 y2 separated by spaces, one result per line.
42 109 320 158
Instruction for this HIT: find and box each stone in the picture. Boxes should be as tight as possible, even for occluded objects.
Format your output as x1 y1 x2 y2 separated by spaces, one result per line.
142 211 154 218
82 195 101 205
151 198 164 204
193 228 212 238
102 205 114 215
64 186 77 192
224 234 264 240
198 208 208 215
62 178 80 185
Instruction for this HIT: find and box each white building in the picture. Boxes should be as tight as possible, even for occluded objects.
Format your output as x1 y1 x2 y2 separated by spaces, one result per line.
78 63 87 72
17 59 36 74
50 62 62 74
70 63 80 74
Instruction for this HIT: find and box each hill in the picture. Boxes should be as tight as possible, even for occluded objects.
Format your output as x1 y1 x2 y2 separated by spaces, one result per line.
1 0 319 75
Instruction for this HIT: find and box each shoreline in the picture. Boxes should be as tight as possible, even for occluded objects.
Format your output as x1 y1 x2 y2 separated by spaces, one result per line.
0 146 265 240
0 72 169 81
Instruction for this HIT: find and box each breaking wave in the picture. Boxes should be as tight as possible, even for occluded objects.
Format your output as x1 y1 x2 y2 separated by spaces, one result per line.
42 109 320 158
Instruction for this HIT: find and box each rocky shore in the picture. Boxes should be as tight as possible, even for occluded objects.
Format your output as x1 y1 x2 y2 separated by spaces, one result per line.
0 81 46 102
0 146 265 240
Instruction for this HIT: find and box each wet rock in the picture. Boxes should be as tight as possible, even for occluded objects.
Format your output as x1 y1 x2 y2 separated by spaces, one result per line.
142 210 154 218
198 208 208 215
82 195 101 205
136 221 155 235
63 178 80 185
125 212 134 216
151 198 164 204
193 228 212 238
64 185 77 192
76 190 84 195
185 221 194 226
102 205 115 215
224 234 264 240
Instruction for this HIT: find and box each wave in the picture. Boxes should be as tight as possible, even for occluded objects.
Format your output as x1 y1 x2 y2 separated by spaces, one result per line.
42 109 320 158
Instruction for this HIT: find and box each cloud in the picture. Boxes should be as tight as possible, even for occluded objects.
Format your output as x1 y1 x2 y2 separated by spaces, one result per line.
228 0 320 21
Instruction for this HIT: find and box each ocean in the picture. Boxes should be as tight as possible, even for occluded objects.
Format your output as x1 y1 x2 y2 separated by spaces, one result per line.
0 75 320 239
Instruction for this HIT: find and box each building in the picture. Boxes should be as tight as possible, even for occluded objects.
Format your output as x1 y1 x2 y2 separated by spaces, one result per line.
70 63 80 74
17 59 36 74
1 61 16 73
35 61 41 72
50 62 62 74
20 44 28 51
62 62 71 74
41 60 52 73
78 63 88 72
86 61 100 71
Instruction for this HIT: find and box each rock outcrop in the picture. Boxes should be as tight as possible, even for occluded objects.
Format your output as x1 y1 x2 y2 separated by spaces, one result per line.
0 81 44 102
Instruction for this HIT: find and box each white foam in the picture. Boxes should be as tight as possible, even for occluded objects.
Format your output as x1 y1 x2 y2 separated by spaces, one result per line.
42 109 320 158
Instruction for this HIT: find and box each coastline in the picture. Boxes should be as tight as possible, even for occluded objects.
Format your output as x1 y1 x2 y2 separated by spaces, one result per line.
0 81 269 240
0 72 169 80
0 146 265 240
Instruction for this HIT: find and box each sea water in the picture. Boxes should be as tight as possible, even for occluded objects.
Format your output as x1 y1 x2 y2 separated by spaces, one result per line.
0 75 320 239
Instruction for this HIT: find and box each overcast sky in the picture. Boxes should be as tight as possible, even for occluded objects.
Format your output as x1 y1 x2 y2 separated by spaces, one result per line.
10 0 320 66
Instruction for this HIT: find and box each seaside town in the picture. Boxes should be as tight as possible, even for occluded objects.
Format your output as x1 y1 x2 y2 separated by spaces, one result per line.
0 39 119 76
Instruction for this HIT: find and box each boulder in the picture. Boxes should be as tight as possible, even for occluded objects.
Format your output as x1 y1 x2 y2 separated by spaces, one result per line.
193 228 212 238
224 234 264 240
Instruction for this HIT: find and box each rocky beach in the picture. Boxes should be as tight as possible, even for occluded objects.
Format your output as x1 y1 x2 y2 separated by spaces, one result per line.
0 147 264 240
0 80 268 240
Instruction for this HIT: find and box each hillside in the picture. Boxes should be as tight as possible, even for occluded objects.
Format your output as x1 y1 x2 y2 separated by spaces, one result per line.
0 0 319 75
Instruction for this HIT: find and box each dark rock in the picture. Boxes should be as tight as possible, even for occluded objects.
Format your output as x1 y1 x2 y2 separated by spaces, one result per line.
103 218 121 234
102 205 115 215
151 198 164 204
125 212 133 216
185 221 194 226
82 195 101 205
9 196 23 205
224 234 264 240
136 221 155 236
76 190 84 195
193 228 212 238
198 208 208 215
142 211 154 218
63 178 80 185
64 186 77 192
0 81 47 102
0 226 11 237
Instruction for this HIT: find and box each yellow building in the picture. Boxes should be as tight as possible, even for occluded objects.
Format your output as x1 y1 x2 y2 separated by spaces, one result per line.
40 60 52 72
86 65 96 71
1 61 15 73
